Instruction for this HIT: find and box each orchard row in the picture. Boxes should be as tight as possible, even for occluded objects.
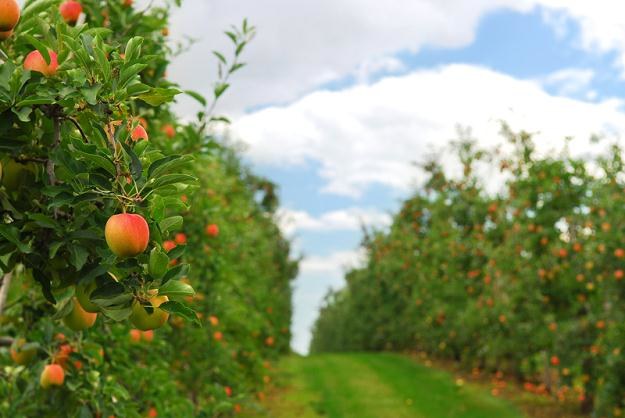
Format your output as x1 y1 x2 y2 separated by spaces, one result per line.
311 130 625 417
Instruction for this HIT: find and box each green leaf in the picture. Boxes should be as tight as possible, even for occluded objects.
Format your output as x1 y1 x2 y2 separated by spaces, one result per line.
159 216 183 233
81 84 102 105
184 90 207 107
0 225 32 253
148 248 169 279
158 280 195 298
137 88 182 106
121 142 142 181
149 174 196 190
161 263 189 285
214 83 229 99
73 151 116 176
69 246 89 270
160 300 200 325
212 51 227 64
124 37 144 63
21 34 51 64
147 154 193 179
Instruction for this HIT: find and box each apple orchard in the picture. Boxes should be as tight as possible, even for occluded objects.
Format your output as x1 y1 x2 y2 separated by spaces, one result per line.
0 0 297 417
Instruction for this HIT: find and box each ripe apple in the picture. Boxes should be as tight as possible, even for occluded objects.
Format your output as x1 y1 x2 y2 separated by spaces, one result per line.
162 240 176 252
0 0 19 31
174 233 186 245
131 125 148 141
129 329 142 343
0 29 11 40
24 50 59 76
53 344 73 369
130 292 169 331
162 124 175 139
10 338 37 365
105 213 150 257
40 364 65 388
63 297 97 331
59 0 82 25
205 223 219 237
75 280 100 313
142 330 154 342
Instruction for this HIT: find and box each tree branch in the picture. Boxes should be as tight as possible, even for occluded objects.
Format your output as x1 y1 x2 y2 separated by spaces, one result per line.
66 116 89 143
0 271 13 316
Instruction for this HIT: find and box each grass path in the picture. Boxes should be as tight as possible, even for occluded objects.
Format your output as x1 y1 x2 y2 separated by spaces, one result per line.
244 353 525 418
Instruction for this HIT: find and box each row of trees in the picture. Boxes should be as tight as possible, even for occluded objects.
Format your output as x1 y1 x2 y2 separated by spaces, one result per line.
0 0 296 416
311 128 625 417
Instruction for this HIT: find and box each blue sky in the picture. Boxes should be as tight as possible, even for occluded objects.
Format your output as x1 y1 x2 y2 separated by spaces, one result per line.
169 1 625 353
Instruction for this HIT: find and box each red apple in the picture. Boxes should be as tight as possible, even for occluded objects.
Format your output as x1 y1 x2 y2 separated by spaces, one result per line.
105 213 150 257
131 125 148 141
174 233 187 245
205 223 219 237
59 0 82 25
162 124 175 139
162 240 176 252
24 50 59 76
40 364 65 388
0 0 19 31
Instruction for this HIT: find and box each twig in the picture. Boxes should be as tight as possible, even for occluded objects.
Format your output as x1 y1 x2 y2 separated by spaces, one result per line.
0 271 13 316
66 116 89 143
46 117 61 186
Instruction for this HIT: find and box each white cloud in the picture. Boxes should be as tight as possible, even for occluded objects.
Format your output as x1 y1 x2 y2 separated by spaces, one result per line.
167 0 535 116
299 249 366 280
277 207 391 236
232 64 625 197
537 68 595 97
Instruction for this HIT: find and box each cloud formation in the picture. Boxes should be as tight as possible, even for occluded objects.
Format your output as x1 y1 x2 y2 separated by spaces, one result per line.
278 207 392 236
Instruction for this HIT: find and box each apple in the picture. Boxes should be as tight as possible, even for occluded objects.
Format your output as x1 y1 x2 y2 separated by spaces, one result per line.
10 338 37 365
53 344 73 369
130 292 169 330
205 223 219 237
0 0 19 31
122 0 132 7
105 213 150 257
40 364 65 388
162 240 176 252
142 330 154 342
162 124 175 139
174 233 186 245
1 159 38 191
63 297 97 331
131 125 148 141
0 29 11 40
129 329 142 343
24 50 59 76
75 280 100 313
59 0 82 25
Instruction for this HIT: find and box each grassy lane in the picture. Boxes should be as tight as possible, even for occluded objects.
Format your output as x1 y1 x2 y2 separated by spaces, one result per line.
244 353 524 418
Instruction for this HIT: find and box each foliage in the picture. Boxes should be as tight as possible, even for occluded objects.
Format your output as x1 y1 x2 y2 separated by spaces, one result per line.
0 0 296 416
310 128 625 417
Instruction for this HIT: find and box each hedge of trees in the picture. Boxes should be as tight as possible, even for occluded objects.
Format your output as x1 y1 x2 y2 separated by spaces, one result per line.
0 0 296 416
311 128 625 417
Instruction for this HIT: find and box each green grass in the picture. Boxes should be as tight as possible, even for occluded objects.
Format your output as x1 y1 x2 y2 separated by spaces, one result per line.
244 353 525 418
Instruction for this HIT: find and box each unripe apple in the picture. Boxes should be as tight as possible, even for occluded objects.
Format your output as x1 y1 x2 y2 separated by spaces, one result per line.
1 159 38 191
0 0 19 31
0 29 11 40
131 125 148 141
40 364 65 388
63 297 97 331
205 223 219 237
24 50 59 76
10 338 37 365
105 213 150 257
59 1 82 25
130 292 169 331
75 280 100 313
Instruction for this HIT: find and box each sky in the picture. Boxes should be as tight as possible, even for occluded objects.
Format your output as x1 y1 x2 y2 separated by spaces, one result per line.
165 0 625 354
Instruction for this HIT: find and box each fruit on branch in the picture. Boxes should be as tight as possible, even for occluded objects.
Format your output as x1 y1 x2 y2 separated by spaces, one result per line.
1 159 38 191
75 280 100 313
131 125 148 141
53 344 73 369
205 223 219 237
122 0 132 7
40 364 65 388
105 213 150 257
0 29 11 40
162 124 175 139
174 233 187 245
162 240 176 252
130 292 169 331
63 298 97 331
24 50 59 76
0 0 19 31
10 338 37 365
59 1 82 25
